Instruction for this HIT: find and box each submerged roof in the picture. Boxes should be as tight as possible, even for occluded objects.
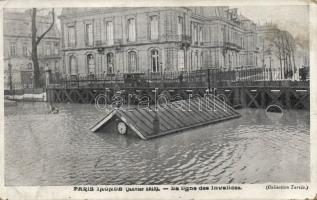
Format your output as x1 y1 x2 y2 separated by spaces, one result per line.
91 97 241 140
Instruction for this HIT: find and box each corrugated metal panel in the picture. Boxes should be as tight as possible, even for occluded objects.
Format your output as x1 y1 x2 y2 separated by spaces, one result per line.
91 97 241 140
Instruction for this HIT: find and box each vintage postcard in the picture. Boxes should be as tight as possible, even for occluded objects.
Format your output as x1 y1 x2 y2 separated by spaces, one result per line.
0 0 316 199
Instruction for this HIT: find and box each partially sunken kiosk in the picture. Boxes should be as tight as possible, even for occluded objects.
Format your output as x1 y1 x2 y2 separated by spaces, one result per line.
90 96 241 140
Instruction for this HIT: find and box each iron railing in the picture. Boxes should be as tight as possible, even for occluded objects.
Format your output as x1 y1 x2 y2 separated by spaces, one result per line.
48 67 309 89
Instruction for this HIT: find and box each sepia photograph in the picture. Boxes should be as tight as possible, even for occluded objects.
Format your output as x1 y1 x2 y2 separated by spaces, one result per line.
1 1 315 199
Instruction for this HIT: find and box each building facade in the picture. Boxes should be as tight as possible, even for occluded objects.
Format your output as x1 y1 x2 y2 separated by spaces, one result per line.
59 7 258 76
3 9 61 90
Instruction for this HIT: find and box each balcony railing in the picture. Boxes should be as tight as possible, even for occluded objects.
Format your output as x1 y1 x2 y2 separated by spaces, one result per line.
181 34 191 43
95 40 102 46
39 53 61 59
224 42 242 50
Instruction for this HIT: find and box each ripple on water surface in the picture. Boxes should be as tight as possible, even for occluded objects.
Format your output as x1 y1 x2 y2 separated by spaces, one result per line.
4 103 310 185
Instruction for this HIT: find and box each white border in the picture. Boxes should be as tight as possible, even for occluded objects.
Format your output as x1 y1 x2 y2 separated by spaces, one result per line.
0 0 316 199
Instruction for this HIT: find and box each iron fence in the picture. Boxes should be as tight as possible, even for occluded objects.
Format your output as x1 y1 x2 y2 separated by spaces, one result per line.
49 67 308 89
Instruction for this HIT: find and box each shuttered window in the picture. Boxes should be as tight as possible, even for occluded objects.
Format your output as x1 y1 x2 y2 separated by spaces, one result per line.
68 26 76 47
150 16 158 40
199 26 203 44
106 21 114 45
85 23 93 46
69 55 77 75
177 16 183 37
128 18 136 42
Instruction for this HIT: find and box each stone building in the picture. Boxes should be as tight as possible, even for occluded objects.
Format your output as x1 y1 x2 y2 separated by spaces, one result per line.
59 7 258 76
3 9 61 90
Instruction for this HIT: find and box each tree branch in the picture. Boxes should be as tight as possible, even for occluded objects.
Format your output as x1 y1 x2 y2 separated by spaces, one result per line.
32 8 37 35
36 8 55 45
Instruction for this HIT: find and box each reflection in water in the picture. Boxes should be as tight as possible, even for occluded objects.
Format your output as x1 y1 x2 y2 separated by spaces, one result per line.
4 102 310 185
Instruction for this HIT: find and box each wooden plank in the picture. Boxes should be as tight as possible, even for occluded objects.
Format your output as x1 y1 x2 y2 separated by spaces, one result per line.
153 109 186 130
75 90 86 103
293 93 309 109
164 101 199 125
156 110 181 130
63 89 74 103
204 97 233 118
260 89 265 108
189 98 222 121
138 109 170 131
265 89 282 105
166 101 203 125
143 108 176 131
176 100 208 124
55 90 62 103
121 110 152 134
117 110 151 135
129 109 155 133
211 96 237 116
245 89 260 108
240 88 247 108
285 88 291 109
187 100 211 121
163 103 194 124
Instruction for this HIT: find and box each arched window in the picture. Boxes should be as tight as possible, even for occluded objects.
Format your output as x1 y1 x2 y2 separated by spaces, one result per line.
87 54 95 74
69 55 77 75
106 52 114 74
128 51 137 73
151 49 159 72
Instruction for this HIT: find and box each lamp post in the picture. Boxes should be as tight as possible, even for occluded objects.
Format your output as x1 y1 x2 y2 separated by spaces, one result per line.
8 60 13 91
269 56 272 81
266 44 273 81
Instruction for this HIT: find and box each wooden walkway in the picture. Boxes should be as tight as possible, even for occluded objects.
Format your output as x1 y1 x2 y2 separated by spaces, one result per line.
46 81 309 110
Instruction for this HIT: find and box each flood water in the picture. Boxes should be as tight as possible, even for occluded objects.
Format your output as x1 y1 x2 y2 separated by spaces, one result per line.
4 102 310 185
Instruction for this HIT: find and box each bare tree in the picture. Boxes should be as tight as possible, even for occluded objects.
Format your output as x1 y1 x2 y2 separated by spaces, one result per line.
274 32 284 79
268 28 296 79
31 8 55 88
282 31 296 79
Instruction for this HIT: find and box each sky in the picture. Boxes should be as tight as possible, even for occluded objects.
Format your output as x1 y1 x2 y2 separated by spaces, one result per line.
236 5 309 40
7 6 310 41
53 6 310 40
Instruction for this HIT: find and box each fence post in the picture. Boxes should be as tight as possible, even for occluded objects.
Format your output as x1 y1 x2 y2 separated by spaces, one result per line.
45 69 52 89
240 88 246 108
207 69 211 92
77 74 80 88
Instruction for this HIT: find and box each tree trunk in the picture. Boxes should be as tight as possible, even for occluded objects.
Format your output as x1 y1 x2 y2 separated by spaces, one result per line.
292 51 296 79
31 8 41 88
31 8 55 88
281 34 287 79
276 34 283 79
